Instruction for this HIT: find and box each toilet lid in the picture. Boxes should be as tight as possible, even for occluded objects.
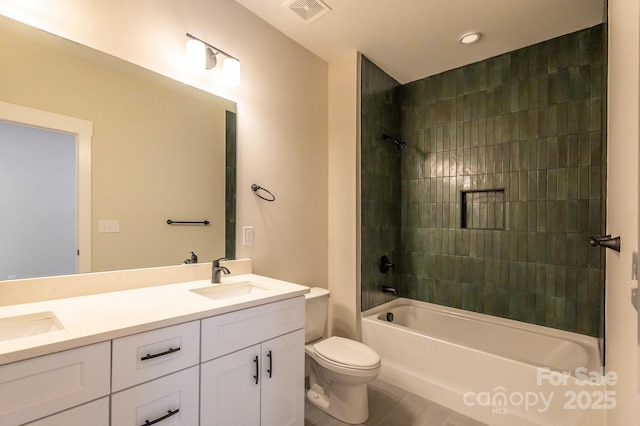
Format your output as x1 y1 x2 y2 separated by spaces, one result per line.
313 336 380 369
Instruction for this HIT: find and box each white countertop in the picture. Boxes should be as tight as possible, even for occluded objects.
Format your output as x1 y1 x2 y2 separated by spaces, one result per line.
0 274 309 366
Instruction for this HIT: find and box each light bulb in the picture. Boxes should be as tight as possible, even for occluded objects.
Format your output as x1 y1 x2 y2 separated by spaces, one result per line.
223 57 240 87
460 32 481 45
186 38 206 70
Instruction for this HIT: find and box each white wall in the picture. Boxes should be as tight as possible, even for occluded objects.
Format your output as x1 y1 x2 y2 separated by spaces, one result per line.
0 0 329 288
606 0 640 423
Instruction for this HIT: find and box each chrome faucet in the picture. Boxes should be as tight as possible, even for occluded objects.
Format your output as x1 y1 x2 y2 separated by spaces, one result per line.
212 257 230 283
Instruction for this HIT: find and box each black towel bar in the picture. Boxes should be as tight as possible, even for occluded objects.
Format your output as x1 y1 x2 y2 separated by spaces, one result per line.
167 219 210 225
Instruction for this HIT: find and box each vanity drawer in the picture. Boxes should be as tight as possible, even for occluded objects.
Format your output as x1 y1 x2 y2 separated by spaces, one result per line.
26 397 109 426
201 296 304 362
112 320 200 391
111 365 199 426
0 341 111 426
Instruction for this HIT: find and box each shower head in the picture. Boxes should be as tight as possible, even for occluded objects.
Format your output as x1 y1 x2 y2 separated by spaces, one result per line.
383 134 407 150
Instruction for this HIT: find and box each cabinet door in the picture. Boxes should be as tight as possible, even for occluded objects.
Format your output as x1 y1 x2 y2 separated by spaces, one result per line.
111 366 199 426
260 329 305 426
200 344 261 426
0 341 111 426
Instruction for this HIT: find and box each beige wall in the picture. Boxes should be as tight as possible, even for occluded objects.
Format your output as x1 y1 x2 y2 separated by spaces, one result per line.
0 0 329 288
606 0 640 422
328 51 360 339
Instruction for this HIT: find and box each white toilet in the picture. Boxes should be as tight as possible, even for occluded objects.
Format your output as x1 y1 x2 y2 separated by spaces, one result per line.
304 287 381 424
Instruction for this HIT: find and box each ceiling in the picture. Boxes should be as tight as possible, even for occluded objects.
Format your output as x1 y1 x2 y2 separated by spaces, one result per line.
234 0 605 84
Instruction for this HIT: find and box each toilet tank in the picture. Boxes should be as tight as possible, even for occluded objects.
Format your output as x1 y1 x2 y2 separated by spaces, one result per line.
304 287 330 343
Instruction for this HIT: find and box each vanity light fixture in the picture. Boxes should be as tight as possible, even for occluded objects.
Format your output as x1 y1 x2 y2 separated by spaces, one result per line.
185 33 240 86
459 31 481 45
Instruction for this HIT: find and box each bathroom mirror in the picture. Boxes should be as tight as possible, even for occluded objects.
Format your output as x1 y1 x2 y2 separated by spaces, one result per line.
0 15 236 279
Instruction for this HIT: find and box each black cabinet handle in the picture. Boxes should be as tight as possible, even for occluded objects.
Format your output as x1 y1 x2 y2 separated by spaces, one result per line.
253 355 259 384
141 408 179 426
267 350 273 378
140 347 181 361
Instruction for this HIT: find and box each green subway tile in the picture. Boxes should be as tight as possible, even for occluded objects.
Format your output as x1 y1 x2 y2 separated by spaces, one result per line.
567 201 579 233
535 294 546 323
518 231 528 261
547 137 559 168
565 298 578 331
557 201 568 233
556 233 568 265
548 72 559 105
537 137 548 169
545 232 557 264
547 169 558 200
508 260 519 292
589 166 602 200
576 234 590 267
578 167 590 199
591 63 603 97
578 133 590 167
536 233 547 262
517 262 528 291
527 232 537 262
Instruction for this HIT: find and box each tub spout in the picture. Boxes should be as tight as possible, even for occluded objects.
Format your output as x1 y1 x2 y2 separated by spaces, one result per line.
383 286 398 295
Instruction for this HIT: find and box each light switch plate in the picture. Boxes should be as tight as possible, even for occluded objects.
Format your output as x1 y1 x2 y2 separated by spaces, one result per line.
243 226 254 245
99 220 120 233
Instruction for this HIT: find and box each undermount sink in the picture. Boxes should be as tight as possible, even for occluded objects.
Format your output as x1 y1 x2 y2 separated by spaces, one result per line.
190 282 270 300
0 312 64 342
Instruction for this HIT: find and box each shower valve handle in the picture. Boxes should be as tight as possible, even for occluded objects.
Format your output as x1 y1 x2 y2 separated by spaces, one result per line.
380 255 395 273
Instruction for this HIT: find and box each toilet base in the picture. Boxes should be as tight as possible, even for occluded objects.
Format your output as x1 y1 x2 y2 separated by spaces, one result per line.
306 382 369 424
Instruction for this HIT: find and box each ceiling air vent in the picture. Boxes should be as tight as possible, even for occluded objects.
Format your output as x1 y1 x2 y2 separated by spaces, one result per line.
284 0 331 24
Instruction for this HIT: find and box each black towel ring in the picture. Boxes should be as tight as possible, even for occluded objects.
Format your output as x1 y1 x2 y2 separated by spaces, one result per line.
251 184 276 202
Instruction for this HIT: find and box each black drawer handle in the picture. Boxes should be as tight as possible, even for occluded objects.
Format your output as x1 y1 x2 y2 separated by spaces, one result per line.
140 347 181 361
267 350 273 378
253 355 259 384
141 408 179 426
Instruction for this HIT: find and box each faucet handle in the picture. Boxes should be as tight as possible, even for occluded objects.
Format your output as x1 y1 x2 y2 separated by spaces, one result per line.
213 257 228 266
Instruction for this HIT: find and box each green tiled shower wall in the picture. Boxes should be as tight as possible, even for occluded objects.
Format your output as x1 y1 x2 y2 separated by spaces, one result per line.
361 25 606 337
225 110 237 260
361 59 402 311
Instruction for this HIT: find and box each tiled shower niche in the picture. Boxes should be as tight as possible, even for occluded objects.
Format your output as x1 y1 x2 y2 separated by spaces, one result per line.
361 24 606 337
461 189 505 230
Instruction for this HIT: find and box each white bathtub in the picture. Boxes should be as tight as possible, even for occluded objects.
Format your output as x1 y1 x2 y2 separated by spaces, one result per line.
362 298 607 426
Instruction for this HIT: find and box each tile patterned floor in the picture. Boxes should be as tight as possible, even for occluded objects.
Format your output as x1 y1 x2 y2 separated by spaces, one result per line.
304 379 488 426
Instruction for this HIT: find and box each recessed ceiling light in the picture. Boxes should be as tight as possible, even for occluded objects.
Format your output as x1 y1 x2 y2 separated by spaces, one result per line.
460 32 481 45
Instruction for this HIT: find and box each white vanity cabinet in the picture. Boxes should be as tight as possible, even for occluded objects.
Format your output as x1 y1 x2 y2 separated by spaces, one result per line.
0 342 111 425
0 287 307 426
200 297 305 426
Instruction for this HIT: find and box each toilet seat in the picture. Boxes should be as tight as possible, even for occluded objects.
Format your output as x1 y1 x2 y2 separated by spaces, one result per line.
312 336 381 370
